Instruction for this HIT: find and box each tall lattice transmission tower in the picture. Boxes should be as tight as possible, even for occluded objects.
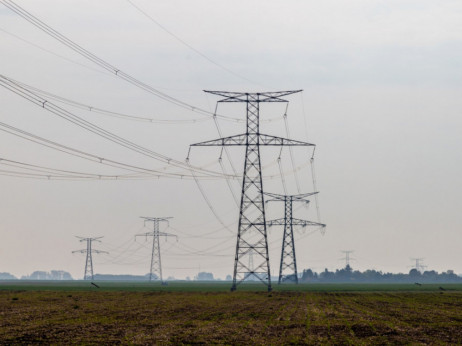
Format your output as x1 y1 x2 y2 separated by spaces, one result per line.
266 192 325 284
136 217 177 282
411 258 426 273
341 250 354 269
72 236 107 280
190 90 314 291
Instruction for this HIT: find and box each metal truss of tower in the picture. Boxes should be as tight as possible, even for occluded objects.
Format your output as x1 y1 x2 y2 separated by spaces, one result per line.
266 192 326 284
191 90 315 291
72 236 107 280
84 238 94 280
136 217 176 282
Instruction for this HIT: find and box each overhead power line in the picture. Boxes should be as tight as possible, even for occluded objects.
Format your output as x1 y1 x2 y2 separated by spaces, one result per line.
0 116 309 183
0 156 193 181
10 77 211 124
283 105 302 194
0 0 247 122
1 80 306 182
0 119 228 180
0 26 108 76
125 0 267 88
0 74 235 178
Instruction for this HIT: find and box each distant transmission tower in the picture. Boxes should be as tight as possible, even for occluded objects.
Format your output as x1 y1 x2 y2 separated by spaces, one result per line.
190 90 314 291
248 248 254 275
341 250 354 269
411 258 426 272
72 236 108 280
266 192 325 284
136 217 177 282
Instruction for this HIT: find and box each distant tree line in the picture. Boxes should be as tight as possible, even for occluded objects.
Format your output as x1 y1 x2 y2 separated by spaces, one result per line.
21 270 73 280
301 265 462 283
0 270 74 280
194 272 214 281
2 267 460 282
0 272 17 280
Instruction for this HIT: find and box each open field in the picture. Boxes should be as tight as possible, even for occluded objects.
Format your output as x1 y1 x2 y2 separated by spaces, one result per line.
2 280 462 292
0 282 461 344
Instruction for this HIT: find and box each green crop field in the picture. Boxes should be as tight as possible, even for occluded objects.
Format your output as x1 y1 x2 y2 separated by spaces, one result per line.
0 281 461 344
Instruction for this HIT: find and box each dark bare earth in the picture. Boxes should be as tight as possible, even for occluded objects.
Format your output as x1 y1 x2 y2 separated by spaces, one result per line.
0 286 461 344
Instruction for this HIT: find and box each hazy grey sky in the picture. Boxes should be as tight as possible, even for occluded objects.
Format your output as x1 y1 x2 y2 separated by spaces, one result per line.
1 0 461 279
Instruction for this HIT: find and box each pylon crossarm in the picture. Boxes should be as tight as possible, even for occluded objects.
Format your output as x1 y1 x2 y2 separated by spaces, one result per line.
92 250 109 254
140 216 172 222
136 232 177 238
265 196 313 204
135 232 153 238
290 193 318 201
191 134 247 147
204 90 302 102
267 218 325 228
292 218 326 227
259 134 315 146
72 249 86 253
76 236 103 242
190 133 314 148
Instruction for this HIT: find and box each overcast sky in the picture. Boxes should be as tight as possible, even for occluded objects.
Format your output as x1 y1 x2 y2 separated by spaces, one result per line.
1 0 461 279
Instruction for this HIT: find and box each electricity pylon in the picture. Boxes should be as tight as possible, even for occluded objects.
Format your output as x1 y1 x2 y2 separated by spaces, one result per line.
341 250 354 269
136 217 177 282
266 192 326 284
411 258 426 272
72 236 107 280
190 90 314 292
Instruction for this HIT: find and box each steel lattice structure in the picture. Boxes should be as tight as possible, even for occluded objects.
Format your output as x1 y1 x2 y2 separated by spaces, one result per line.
266 192 325 284
191 90 314 291
136 217 176 282
72 236 107 280
341 250 354 268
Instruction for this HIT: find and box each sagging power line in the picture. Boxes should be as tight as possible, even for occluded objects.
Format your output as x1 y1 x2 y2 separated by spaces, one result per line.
0 0 253 122
0 74 234 179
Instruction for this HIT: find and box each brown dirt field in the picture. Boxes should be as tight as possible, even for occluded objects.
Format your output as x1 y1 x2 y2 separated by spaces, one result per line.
0 290 461 344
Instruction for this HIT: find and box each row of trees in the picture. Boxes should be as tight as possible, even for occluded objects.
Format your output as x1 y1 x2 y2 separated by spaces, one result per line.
301 265 462 283
0 270 73 280
0 271 215 281
2 268 460 282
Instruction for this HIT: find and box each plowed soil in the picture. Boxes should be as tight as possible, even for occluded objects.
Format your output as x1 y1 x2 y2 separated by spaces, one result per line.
0 290 461 344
